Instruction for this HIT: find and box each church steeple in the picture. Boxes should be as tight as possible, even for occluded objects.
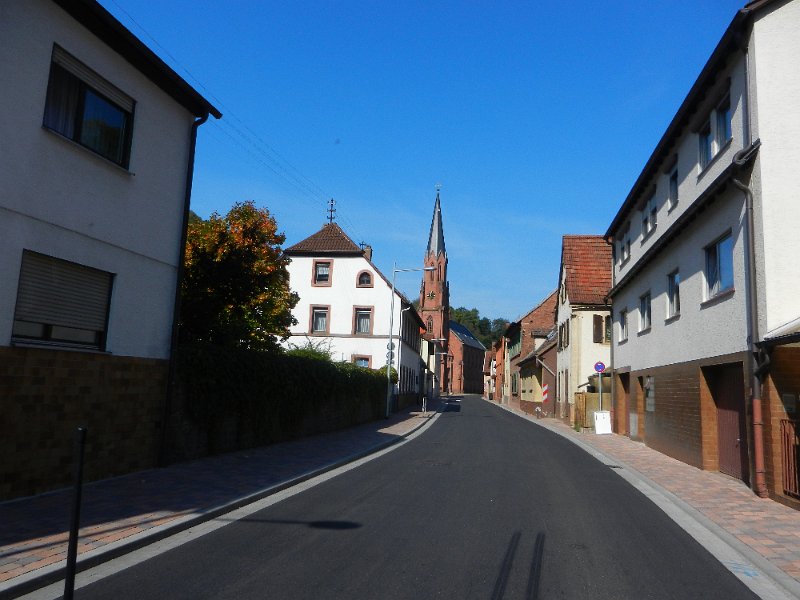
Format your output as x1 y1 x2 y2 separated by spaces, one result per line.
426 191 446 258
420 188 451 394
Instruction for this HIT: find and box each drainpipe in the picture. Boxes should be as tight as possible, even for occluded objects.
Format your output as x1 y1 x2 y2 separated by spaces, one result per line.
160 112 210 467
733 138 767 498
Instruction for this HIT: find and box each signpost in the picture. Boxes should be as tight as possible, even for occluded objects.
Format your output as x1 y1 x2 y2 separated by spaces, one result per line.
542 383 549 403
594 361 606 410
593 361 611 435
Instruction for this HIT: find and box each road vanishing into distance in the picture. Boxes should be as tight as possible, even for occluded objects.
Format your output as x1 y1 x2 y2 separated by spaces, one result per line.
71 395 757 599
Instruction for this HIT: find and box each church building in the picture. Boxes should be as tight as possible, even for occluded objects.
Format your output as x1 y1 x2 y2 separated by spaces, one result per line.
419 191 451 394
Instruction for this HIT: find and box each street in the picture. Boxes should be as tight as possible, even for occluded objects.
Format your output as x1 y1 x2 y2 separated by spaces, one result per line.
70 395 757 599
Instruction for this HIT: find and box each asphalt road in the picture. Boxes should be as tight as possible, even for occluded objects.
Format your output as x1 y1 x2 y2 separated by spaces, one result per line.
73 395 758 599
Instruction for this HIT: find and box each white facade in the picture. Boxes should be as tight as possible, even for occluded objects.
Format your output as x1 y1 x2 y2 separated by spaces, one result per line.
0 0 215 359
555 285 611 407
749 0 800 335
285 253 423 391
610 0 800 371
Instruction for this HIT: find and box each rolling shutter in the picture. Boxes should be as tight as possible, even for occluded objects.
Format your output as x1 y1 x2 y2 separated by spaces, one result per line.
14 251 112 333
52 45 134 112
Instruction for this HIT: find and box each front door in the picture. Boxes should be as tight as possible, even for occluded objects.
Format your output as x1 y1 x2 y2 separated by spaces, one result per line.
709 363 749 484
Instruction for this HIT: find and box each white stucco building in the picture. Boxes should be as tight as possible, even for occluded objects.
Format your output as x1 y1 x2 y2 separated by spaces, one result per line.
554 235 613 422
0 0 219 500
605 0 800 507
284 222 425 410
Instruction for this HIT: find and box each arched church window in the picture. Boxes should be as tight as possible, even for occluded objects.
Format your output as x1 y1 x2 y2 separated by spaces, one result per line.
427 317 434 332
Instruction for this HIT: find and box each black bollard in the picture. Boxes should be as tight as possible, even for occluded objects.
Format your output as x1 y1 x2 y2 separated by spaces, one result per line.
64 426 87 600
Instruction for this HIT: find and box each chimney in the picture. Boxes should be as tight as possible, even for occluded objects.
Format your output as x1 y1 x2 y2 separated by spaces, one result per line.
363 245 373 261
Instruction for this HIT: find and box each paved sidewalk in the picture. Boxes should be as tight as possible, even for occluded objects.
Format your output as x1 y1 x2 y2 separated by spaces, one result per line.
494 400 800 599
0 399 442 599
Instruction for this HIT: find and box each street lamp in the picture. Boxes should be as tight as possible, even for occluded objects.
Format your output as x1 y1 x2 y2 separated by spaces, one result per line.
386 263 435 418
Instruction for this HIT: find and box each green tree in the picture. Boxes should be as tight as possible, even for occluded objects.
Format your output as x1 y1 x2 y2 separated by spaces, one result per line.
450 306 508 348
180 200 298 351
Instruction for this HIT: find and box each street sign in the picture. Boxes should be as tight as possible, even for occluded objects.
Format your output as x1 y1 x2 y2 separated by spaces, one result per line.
386 351 394 361
594 361 606 373
542 383 549 402
387 342 395 350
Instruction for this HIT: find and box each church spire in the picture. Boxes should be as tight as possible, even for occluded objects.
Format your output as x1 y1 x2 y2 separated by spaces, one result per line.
426 189 446 257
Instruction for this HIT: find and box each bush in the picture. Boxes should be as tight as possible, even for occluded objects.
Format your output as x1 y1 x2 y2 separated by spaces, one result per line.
176 343 386 455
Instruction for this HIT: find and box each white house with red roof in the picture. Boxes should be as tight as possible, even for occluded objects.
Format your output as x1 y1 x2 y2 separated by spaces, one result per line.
283 222 425 409
555 235 613 421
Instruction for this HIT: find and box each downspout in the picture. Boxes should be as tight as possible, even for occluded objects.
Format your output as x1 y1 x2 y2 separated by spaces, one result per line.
160 112 210 467
733 141 767 498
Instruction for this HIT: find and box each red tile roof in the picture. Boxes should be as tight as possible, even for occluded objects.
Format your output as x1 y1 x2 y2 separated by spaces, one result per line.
284 223 363 255
521 290 557 336
561 235 612 306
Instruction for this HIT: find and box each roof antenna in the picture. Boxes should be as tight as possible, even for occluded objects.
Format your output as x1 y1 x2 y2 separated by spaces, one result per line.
327 198 336 224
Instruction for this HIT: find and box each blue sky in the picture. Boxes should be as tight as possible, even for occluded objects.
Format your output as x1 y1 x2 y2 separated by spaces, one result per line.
101 0 745 321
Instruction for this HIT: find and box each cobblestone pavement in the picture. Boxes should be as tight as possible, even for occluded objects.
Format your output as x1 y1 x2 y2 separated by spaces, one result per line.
0 399 441 597
494 399 800 598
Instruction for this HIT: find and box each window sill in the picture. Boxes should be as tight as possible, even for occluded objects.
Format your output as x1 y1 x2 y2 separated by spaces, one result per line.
637 327 652 336
701 287 735 308
665 313 681 324
618 337 628 345
11 338 108 354
42 126 133 175
667 203 678 215
641 227 657 244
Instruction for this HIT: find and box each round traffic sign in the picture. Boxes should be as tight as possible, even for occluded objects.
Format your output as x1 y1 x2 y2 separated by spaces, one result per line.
594 361 606 373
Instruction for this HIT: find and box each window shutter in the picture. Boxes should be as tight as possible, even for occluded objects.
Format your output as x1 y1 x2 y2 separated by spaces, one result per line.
15 251 112 332
52 45 134 112
593 314 602 343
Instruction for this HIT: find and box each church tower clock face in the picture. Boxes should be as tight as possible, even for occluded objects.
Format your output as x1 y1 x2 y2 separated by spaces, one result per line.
427 291 436 299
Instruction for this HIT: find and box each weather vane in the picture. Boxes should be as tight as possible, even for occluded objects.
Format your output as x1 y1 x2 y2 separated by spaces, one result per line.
327 198 336 224
435 183 442 193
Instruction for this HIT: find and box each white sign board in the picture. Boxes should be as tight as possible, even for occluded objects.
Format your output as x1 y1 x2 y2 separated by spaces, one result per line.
594 410 612 435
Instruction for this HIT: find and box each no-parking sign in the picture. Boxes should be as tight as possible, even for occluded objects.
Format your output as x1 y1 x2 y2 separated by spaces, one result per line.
594 361 606 373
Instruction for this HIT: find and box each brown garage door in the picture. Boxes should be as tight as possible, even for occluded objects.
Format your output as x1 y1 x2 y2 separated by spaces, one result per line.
708 363 749 484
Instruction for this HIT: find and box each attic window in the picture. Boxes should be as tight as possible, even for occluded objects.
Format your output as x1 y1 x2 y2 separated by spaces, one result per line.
356 271 373 287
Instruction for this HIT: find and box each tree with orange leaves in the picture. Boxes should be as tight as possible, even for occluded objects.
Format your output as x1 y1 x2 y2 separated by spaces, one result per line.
179 201 298 352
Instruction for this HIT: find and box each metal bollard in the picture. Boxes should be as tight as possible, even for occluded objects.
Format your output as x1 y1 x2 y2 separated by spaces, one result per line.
64 426 87 600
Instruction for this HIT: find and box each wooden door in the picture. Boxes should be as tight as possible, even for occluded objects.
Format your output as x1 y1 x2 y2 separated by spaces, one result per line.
710 364 749 484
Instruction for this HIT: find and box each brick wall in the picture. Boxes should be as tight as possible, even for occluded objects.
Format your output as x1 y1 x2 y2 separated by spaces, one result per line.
0 347 166 501
643 362 704 469
762 346 800 510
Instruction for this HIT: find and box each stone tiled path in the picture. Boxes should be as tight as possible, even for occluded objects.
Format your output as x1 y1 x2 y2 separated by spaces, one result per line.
500 402 800 595
0 400 440 596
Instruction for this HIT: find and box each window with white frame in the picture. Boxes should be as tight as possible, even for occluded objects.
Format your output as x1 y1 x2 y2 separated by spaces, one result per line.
639 292 652 332
699 122 713 169
356 271 372 287
43 46 134 168
699 91 733 171
667 270 680 318
619 309 628 341
312 260 331 286
716 95 732 148
353 307 372 335
352 355 370 368
12 250 113 349
668 169 679 210
705 233 734 298
642 195 657 237
310 306 329 333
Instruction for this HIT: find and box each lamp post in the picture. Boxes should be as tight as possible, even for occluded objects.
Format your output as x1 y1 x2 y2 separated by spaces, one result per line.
386 262 435 418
